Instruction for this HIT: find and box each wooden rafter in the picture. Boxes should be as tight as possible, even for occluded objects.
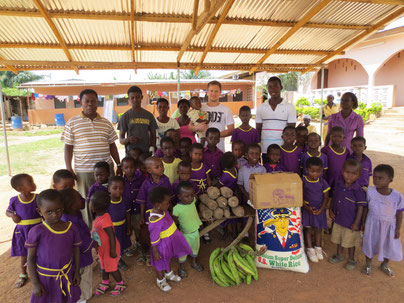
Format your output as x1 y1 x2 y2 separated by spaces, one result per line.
195 0 235 75
130 0 136 71
193 0 200 30
249 0 332 74
0 55 18 74
341 0 404 5
302 6 404 74
31 0 79 74
177 0 226 62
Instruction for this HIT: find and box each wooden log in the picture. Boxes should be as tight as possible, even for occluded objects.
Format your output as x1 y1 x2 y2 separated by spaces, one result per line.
213 207 224 219
216 196 228 208
220 186 233 198
231 205 245 217
207 186 220 200
228 196 239 207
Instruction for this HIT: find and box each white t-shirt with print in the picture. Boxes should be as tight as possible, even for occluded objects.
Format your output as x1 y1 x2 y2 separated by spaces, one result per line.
156 118 180 148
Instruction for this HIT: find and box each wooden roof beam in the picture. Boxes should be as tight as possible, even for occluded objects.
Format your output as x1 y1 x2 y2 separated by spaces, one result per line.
340 0 404 5
32 0 79 74
0 55 18 74
249 0 332 74
193 0 200 30
302 6 404 74
195 0 235 75
130 0 136 71
177 0 226 62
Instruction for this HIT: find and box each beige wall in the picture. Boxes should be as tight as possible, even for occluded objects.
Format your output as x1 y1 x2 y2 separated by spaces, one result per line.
327 59 368 88
374 50 404 107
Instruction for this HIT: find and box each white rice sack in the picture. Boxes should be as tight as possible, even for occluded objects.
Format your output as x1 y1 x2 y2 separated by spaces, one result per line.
255 207 309 273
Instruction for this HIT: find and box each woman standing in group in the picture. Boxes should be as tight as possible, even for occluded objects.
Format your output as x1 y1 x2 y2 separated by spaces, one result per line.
176 99 197 143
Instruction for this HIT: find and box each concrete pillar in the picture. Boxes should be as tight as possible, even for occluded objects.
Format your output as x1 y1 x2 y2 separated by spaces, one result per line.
363 64 379 107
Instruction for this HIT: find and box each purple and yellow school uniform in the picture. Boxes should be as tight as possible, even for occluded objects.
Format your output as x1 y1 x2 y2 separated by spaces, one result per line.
190 163 211 196
219 169 238 191
321 145 349 190
8 194 41 257
136 174 173 211
87 182 108 200
108 197 131 254
280 145 302 173
124 171 145 215
302 176 330 228
347 153 372 188
25 222 82 303
237 156 248 169
155 148 182 158
237 163 266 193
299 151 328 176
148 210 192 272
231 127 260 145
203 147 223 179
263 163 284 173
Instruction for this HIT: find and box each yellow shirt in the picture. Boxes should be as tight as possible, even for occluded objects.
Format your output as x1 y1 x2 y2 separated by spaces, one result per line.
307 124 317 134
324 104 339 119
163 158 182 184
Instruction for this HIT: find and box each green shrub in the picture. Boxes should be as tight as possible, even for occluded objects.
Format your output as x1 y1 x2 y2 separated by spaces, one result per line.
296 97 310 107
314 99 327 106
296 107 320 119
354 102 382 121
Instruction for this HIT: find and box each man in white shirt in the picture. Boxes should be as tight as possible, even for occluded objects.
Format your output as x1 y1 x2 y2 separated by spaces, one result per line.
199 81 234 152
256 77 296 163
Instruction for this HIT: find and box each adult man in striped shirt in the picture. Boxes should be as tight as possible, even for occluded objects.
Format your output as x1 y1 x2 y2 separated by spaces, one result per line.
62 89 121 224
256 77 296 164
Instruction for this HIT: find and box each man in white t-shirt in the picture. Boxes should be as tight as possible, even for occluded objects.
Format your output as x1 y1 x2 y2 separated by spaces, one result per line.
199 81 234 152
256 77 296 163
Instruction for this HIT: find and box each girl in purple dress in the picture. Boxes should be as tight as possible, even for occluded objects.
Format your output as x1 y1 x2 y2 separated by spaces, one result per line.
301 158 330 263
280 126 302 173
189 143 211 196
6 174 40 288
362 165 404 276
219 152 238 191
300 133 328 176
321 126 349 190
26 189 81 303
108 176 132 271
148 186 192 292
264 144 284 173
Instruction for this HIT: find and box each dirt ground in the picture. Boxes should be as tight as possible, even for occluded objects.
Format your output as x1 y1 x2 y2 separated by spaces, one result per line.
0 121 404 302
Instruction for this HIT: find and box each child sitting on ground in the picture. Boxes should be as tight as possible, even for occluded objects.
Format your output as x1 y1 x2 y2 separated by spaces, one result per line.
232 139 247 169
173 181 204 278
90 191 126 297
148 186 192 292
280 126 302 173
300 133 328 176
108 176 131 271
321 126 349 190
6 174 40 289
264 144 284 173
155 98 180 148
296 125 309 152
301 157 330 263
179 137 193 163
26 189 81 302
60 188 94 303
219 152 238 192
203 127 223 182
160 137 182 184
188 96 208 146
231 106 260 145
329 159 367 270
348 136 372 189
362 164 403 276
189 143 211 196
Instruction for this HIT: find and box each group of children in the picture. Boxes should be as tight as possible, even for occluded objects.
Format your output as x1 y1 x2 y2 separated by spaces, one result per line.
6 104 403 301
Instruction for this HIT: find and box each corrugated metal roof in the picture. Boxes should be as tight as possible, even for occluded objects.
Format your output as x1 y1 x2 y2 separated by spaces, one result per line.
0 0 402 73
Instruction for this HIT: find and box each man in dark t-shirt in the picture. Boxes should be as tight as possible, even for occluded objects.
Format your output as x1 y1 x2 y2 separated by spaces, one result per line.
118 86 157 154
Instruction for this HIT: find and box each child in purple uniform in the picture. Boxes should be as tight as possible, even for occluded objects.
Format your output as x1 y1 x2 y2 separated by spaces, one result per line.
362 165 404 276
60 188 94 303
26 189 81 303
179 137 193 163
232 140 247 169
172 161 198 204
321 126 349 190
264 144 284 173
302 158 330 263
203 127 223 182
52 169 75 190
108 176 131 271
6 174 40 289
329 159 367 270
219 152 238 191
295 125 309 152
148 187 192 292
190 143 211 196
231 106 260 145
300 133 328 176
280 126 302 173
348 136 372 188
155 129 182 158
87 161 110 200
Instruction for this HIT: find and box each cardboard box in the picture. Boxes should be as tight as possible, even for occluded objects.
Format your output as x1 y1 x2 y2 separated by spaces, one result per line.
249 172 302 209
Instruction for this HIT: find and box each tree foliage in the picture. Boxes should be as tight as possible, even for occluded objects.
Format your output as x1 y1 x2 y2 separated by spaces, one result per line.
0 71 43 88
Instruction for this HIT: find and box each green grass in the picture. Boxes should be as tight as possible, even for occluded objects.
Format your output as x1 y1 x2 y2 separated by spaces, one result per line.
3 129 63 137
0 137 64 176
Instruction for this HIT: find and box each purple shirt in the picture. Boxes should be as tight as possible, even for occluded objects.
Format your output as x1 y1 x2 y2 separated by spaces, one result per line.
203 147 223 178
280 146 302 173
155 148 182 158
87 182 108 200
328 111 364 150
123 171 145 215
136 174 173 211
332 176 367 229
231 127 260 145
237 156 248 169
61 213 94 268
347 153 372 187
219 169 238 191
237 162 266 192
299 151 328 176
302 176 330 209
321 145 349 189
8 194 40 222
190 163 211 195
263 163 284 173
108 197 130 223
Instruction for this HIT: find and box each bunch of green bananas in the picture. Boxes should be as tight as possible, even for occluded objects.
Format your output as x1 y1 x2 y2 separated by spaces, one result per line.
209 243 258 287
